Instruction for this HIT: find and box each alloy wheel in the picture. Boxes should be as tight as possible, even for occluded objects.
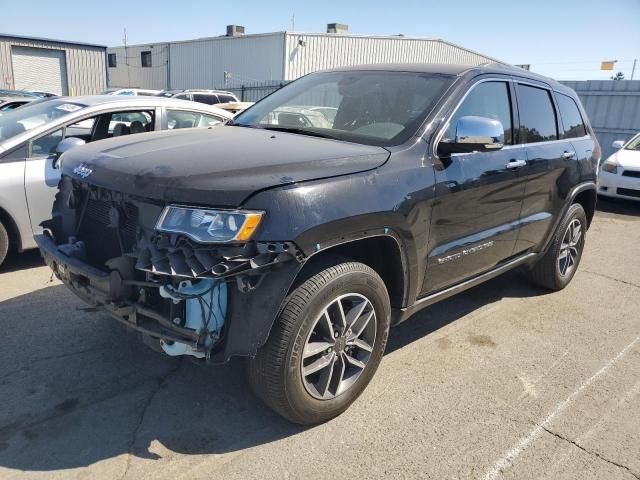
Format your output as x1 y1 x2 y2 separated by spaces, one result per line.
558 218 582 277
301 293 377 400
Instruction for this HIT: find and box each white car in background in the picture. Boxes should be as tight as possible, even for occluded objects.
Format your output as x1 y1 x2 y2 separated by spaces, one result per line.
0 96 232 267
103 88 161 96
598 134 640 201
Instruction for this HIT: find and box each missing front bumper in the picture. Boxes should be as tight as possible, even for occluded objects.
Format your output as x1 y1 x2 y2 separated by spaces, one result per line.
36 233 304 363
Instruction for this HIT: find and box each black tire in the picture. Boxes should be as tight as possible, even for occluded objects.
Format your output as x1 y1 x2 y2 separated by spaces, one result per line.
528 203 587 291
0 220 9 269
247 261 391 425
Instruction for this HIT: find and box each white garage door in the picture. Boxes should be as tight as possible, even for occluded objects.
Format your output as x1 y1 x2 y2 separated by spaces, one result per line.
11 46 68 96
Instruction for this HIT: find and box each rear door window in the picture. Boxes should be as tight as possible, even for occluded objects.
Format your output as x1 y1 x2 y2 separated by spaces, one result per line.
193 93 219 105
218 94 236 103
556 94 587 139
167 110 224 129
446 81 513 145
516 84 558 143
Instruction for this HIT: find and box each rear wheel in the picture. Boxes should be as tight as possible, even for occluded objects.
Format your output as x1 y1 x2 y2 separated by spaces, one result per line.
528 203 587 291
0 220 9 268
247 261 390 425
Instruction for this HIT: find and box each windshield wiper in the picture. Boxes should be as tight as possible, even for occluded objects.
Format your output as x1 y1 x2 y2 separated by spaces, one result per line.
254 125 339 140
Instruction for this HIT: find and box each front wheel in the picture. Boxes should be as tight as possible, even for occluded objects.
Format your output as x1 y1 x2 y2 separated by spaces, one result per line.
528 203 587 291
0 220 9 268
247 261 390 425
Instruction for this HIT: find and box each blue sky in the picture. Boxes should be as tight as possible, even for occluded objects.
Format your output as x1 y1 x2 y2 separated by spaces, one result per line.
3 0 639 80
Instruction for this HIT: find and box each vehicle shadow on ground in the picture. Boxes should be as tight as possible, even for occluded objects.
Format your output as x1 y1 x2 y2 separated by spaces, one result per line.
0 270 544 473
596 196 640 218
0 249 44 274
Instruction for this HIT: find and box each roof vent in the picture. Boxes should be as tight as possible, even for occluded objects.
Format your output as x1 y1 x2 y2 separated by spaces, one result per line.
226 25 245 37
327 23 349 34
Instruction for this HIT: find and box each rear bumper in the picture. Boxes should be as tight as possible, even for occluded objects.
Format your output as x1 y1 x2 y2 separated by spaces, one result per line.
35 234 205 349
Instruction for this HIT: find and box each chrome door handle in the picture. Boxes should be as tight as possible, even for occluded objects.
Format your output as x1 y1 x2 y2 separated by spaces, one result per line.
506 159 527 169
562 151 576 159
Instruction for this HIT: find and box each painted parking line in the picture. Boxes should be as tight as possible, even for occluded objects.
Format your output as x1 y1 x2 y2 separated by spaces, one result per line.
482 334 640 480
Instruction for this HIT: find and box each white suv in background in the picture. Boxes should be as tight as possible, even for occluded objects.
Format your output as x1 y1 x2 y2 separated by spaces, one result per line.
598 133 640 201
156 89 239 106
103 88 161 96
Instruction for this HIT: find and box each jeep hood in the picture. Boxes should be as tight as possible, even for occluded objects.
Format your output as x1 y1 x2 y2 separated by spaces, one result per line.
61 126 389 206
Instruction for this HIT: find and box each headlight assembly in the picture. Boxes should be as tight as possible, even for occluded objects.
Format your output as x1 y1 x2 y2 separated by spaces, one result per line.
601 160 618 174
156 206 264 243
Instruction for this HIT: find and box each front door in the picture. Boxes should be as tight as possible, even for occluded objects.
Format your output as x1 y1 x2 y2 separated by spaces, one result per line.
422 79 527 295
24 109 157 234
24 128 65 236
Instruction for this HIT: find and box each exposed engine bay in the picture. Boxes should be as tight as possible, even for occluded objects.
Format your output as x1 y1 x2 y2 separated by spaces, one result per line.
36 176 304 362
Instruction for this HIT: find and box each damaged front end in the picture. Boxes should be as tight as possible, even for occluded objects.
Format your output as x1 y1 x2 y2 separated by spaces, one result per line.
36 176 304 363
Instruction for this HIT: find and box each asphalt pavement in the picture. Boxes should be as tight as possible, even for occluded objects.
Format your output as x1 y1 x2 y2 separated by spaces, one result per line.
0 197 638 479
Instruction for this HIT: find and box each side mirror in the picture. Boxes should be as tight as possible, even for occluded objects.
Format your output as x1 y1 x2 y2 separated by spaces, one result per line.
612 140 625 150
438 116 504 156
55 137 85 156
53 137 85 169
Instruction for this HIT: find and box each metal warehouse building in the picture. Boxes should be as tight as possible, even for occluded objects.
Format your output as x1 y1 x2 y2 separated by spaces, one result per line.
107 24 503 98
0 33 107 96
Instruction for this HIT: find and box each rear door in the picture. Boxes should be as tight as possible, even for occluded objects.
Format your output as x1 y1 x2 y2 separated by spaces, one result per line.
512 82 579 254
423 78 527 294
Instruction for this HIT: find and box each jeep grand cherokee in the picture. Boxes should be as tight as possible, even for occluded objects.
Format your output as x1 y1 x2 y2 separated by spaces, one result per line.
35 64 599 425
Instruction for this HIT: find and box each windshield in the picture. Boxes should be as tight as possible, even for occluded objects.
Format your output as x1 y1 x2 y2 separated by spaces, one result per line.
624 134 640 151
0 89 37 98
0 99 87 143
233 71 453 146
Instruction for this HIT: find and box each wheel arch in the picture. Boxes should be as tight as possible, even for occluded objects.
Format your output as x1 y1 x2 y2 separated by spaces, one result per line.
573 187 596 228
291 234 409 310
538 181 596 257
0 205 22 253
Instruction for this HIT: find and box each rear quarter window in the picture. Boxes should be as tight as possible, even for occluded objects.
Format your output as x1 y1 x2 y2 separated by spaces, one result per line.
556 93 587 139
193 94 220 105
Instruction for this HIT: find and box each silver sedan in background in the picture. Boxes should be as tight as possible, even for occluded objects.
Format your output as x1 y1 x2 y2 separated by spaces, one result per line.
0 95 232 266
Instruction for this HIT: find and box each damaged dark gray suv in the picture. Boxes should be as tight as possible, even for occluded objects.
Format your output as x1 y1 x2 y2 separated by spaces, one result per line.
36 64 599 424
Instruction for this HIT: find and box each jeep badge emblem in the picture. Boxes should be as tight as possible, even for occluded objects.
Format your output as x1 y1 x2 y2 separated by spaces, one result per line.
73 162 93 179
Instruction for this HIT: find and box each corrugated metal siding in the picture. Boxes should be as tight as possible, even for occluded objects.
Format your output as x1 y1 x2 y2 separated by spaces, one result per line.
106 44 169 90
11 46 68 95
169 33 285 90
561 80 640 159
284 34 501 79
0 36 105 95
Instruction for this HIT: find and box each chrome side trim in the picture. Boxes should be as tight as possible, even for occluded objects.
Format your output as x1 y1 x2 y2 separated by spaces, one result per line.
393 252 537 324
